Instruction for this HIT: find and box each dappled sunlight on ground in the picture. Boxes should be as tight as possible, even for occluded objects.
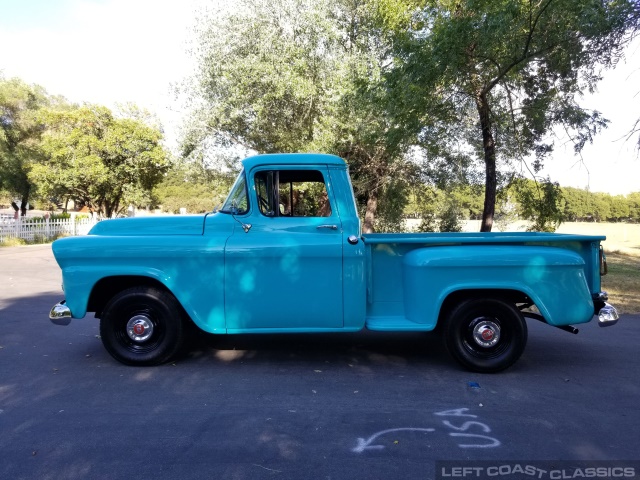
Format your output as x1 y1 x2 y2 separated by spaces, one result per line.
214 349 248 362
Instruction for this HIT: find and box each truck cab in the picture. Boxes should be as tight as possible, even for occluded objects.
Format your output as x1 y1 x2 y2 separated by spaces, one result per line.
216 154 366 332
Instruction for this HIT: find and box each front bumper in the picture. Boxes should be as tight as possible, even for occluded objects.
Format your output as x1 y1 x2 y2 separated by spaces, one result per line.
50 300 72 326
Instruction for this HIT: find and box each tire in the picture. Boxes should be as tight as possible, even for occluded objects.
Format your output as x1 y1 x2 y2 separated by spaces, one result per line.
444 298 527 373
100 287 185 366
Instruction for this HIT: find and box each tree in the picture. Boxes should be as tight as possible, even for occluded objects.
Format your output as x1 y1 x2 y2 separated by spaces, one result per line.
407 183 466 232
377 0 639 231
628 192 640 223
624 5 640 152
29 105 169 217
588 193 612 222
609 195 630 222
450 184 484 220
511 177 565 231
0 77 52 215
184 0 336 155
185 0 414 232
315 0 421 232
561 186 591 221
153 155 238 214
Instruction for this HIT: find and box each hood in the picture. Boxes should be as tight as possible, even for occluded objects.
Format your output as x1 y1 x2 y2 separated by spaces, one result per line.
88 215 206 236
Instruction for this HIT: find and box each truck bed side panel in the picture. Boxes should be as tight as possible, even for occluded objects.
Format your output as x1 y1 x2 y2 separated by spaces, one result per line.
362 233 602 330
402 245 595 328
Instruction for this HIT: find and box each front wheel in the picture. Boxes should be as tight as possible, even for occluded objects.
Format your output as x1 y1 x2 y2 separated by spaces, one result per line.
100 287 185 366
444 298 527 373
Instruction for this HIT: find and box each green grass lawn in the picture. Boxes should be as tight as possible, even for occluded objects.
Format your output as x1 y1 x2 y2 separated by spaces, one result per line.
557 221 640 256
602 252 640 315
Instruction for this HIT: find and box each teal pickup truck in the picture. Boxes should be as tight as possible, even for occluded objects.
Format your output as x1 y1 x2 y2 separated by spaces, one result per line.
49 153 619 372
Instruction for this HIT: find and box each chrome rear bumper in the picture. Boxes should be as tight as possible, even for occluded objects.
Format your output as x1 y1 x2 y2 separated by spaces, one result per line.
50 301 72 326
598 303 619 327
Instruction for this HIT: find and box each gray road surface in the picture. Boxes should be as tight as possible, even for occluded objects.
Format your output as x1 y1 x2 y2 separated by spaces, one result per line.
0 244 638 480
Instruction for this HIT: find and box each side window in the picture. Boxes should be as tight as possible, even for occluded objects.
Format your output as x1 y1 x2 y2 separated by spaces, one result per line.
255 171 275 216
254 170 332 217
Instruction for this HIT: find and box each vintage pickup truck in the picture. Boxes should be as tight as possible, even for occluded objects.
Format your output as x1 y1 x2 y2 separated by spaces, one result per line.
49 153 619 372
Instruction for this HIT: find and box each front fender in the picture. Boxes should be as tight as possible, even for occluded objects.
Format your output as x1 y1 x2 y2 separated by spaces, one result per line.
60 265 174 319
403 245 594 328
52 234 227 333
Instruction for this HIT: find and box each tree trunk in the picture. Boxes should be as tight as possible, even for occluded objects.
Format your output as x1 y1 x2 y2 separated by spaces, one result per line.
362 190 378 233
104 200 114 219
20 186 30 217
476 92 496 232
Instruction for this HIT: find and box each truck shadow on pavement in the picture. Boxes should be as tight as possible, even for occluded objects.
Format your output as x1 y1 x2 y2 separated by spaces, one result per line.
1 292 455 370
1 292 629 374
181 328 454 370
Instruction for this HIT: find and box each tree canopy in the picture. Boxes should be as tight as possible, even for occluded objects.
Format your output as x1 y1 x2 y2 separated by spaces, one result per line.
6 1 637 229
0 77 52 215
185 0 419 232
29 105 170 217
184 0 335 156
182 0 640 231
152 153 239 214
376 0 639 231
1 76 169 218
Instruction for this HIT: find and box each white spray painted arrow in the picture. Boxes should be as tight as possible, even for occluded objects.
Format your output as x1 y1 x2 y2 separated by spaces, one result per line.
352 427 436 453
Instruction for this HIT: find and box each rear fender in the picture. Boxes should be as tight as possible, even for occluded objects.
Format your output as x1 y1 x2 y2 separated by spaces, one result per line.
403 245 594 328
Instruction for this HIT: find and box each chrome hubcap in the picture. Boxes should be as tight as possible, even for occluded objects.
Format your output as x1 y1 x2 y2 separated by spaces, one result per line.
126 315 154 342
472 319 501 348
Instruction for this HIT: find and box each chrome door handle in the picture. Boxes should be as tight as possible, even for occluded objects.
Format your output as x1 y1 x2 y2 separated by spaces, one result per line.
317 225 338 230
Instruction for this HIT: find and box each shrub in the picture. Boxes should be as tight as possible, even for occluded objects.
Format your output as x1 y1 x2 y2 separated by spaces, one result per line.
0 237 27 247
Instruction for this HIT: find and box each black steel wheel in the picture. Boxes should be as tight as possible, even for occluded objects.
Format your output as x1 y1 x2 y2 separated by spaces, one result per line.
100 287 185 366
444 298 527 373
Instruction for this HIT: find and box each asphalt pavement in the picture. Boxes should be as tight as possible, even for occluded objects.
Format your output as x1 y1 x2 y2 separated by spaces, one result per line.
0 244 638 480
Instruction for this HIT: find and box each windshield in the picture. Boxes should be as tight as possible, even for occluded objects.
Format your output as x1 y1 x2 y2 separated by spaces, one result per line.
219 169 249 214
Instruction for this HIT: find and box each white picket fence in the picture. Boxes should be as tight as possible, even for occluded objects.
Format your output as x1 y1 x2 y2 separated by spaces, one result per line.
0 216 100 242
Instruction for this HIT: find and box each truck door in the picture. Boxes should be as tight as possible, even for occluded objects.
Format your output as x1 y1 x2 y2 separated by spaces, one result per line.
224 166 344 331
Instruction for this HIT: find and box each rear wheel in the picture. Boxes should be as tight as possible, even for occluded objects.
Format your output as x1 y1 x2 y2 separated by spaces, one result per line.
444 298 527 373
100 287 185 366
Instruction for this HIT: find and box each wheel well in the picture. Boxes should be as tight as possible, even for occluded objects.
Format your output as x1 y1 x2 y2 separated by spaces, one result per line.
438 289 532 325
88 276 172 318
